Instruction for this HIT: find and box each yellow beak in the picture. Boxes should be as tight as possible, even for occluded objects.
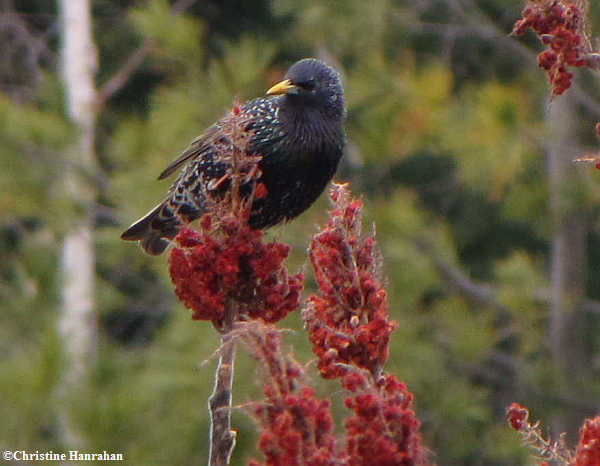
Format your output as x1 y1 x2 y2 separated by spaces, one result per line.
266 78 297 95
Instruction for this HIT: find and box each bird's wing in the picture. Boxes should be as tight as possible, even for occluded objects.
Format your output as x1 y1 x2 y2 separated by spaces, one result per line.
157 124 222 180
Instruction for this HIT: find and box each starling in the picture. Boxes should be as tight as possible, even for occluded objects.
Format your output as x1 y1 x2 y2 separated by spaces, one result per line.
121 58 346 255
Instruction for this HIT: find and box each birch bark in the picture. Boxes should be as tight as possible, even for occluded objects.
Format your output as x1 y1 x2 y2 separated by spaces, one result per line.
58 0 98 447
547 94 587 437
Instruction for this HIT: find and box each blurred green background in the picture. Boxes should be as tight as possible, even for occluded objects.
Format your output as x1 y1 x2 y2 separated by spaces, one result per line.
3 0 600 464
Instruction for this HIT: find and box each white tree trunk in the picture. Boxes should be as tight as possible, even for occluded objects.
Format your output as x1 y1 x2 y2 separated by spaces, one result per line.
58 0 98 448
547 93 587 437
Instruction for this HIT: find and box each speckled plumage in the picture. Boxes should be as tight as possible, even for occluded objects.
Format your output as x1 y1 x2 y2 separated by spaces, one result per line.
121 58 346 255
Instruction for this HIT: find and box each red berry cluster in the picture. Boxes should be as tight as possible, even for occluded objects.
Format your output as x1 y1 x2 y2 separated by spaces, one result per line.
168 217 303 327
302 183 427 466
245 324 337 466
343 372 424 466
506 402 573 463
574 416 600 466
512 0 591 95
507 401 600 465
506 402 529 431
167 102 302 328
303 183 396 378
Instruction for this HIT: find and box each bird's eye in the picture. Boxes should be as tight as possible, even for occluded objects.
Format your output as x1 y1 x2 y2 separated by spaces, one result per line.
297 79 316 91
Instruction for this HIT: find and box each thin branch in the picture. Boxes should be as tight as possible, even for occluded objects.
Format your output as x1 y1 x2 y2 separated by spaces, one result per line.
96 39 152 105
208 300 237 466
406 0 600 116
579 299 600 315
413 236 600 319
411 236 512 317
0 12 53 61
95 0 198 106
171 0 199 14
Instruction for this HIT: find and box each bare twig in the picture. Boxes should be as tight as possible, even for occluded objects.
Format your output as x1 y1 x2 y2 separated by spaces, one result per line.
171 0 199 14
412 236 600 320
96 39 152 105
95 0 198 106
411 236 512 317
0 8 55 101
208 300 237 466
406 0 600 116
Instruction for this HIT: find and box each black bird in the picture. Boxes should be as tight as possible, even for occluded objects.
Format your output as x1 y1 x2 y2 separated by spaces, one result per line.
121 58 346 255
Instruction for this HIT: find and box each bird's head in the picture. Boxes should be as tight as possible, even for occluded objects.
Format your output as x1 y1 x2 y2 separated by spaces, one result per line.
266 58 345 120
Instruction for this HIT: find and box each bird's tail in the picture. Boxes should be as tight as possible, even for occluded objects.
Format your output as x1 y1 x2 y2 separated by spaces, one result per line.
120 202 180 255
